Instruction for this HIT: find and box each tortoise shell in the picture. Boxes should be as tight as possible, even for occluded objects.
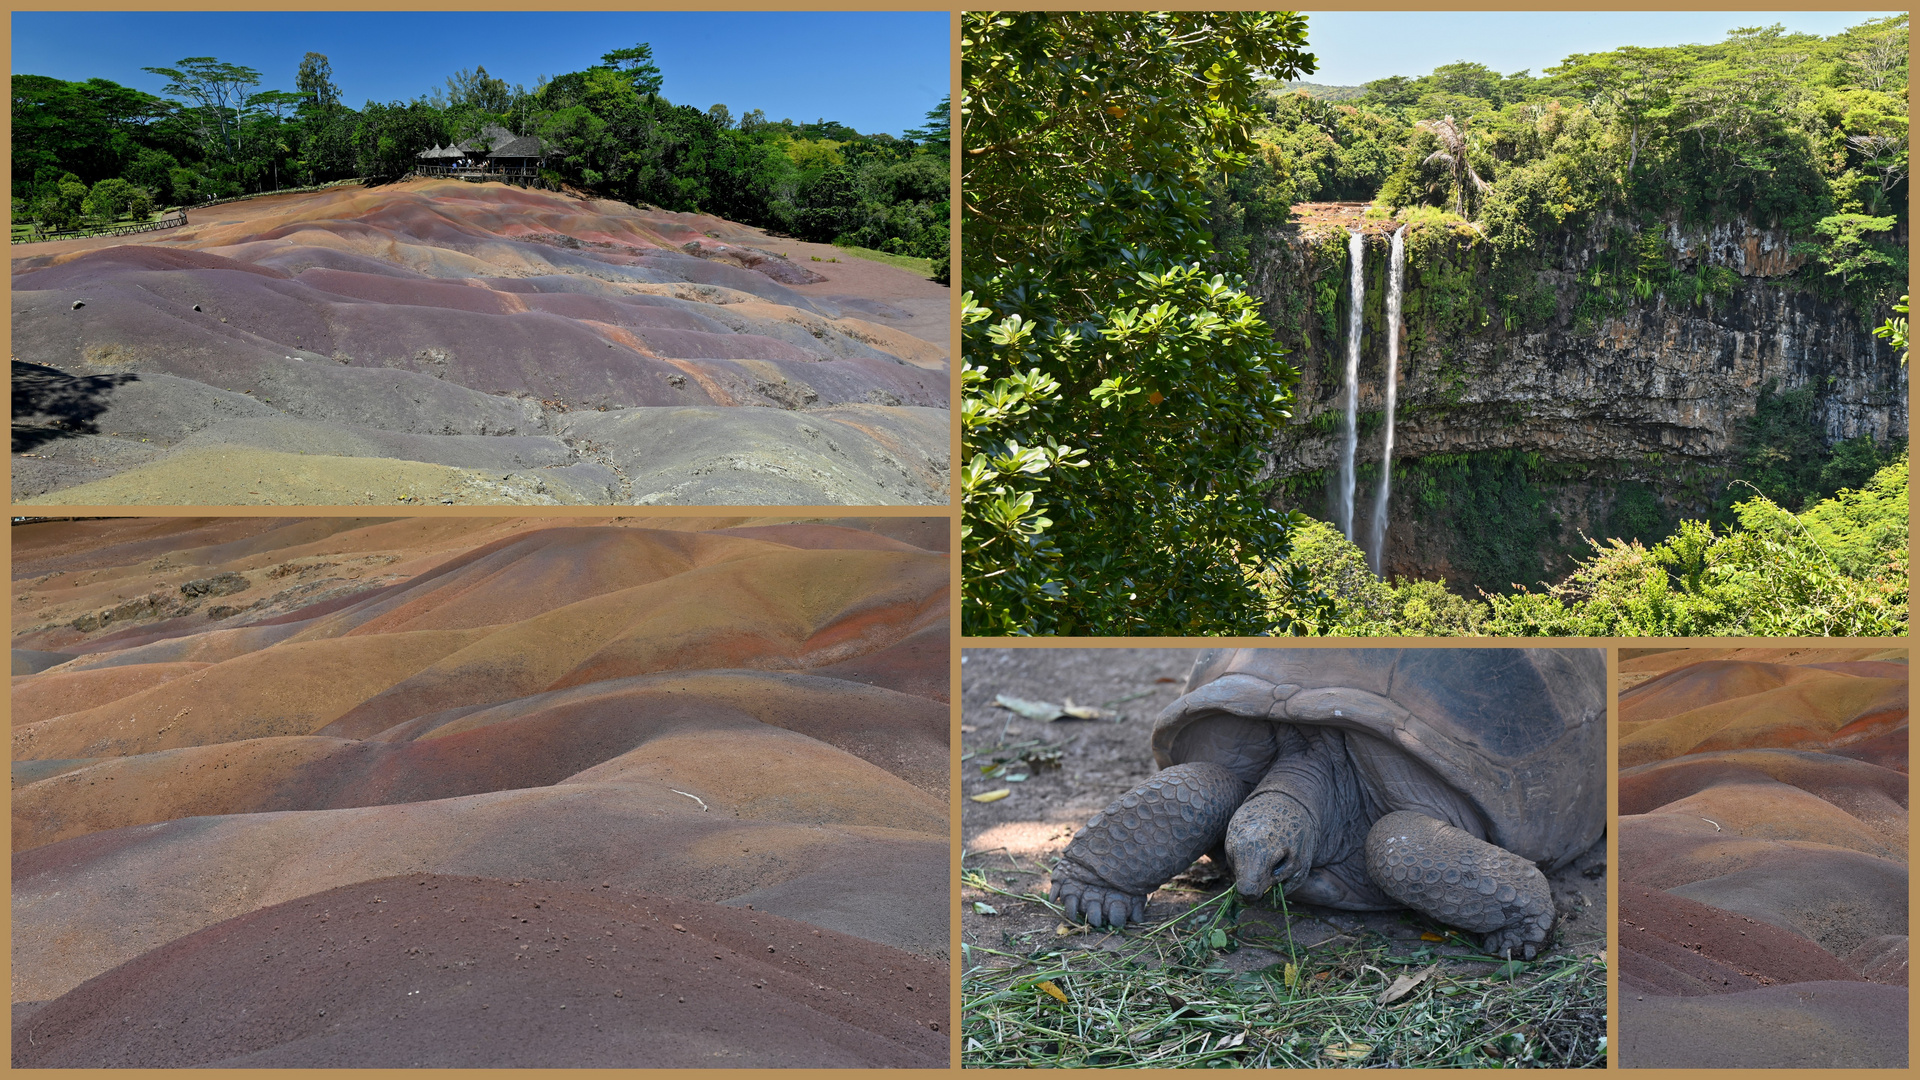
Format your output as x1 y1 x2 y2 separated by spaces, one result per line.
1151 649 1605 870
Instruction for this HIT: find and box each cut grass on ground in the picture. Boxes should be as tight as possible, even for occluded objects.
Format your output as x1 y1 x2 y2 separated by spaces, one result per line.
961 872 1606 1069
832 244 937 279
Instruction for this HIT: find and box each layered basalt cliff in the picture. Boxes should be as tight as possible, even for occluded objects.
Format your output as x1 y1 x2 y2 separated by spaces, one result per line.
1248 207 1907 589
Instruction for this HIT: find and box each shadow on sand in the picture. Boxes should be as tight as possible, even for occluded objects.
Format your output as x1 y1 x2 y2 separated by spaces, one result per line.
12 360 139 452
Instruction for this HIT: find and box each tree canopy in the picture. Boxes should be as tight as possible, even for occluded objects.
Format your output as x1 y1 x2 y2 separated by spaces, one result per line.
1218 17 1907 314
13 46 950 275
962 11 1317 634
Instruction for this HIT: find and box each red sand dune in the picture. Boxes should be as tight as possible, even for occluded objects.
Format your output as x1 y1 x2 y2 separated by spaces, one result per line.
13 875 946 1068
12 179 949 506
10 517 949 1066
1618 647 1908 1068
1619 886 1864 995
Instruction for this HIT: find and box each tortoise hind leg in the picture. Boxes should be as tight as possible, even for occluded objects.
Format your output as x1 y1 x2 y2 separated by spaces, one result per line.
1050 762 1245 928
1364 810 1555 959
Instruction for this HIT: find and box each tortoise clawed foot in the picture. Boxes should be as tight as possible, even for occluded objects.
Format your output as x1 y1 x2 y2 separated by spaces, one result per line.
1481 921 1547 961
1050 862 1148 928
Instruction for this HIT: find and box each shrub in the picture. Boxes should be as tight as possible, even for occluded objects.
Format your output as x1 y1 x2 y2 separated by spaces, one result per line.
83 177 138 221
34 174 87 231
125 186 156 221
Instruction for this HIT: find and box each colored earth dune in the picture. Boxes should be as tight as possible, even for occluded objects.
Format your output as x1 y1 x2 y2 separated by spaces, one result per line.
11 516 950 1067
12 179 950 506
1616 646 1908 1069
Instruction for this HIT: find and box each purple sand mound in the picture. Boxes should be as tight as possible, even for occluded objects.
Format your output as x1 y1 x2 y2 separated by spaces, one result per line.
11 516 952 1039
1831 726 1909 772
806 623 951 702
11 650 75 676
13 670 946 851
12 181 950 506
1619 981 1908 1068
1619 887 1865 994
1616 648 1909 1067
13 782 948 1001
12 874 947 1068
1667 854 1909 958
1847 935 1910 985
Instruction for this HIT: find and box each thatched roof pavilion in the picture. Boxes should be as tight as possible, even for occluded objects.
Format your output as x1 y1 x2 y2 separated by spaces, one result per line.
415 126 544 178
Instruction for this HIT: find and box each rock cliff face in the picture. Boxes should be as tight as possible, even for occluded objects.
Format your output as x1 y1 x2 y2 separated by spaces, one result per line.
1246 209 1907 589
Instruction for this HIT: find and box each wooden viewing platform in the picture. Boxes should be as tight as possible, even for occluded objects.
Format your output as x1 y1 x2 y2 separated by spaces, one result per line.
414 163 542 180
417 124 545 185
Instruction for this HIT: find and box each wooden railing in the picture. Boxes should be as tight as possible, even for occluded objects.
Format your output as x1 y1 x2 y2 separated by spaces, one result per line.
12 179 368 245
13 209 187 244
414 164 543 179
183 177 365 211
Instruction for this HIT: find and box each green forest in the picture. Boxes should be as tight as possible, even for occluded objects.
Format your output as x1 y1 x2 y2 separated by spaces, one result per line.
1220 17 1907 316
12 45 950 278
961 12 1907 636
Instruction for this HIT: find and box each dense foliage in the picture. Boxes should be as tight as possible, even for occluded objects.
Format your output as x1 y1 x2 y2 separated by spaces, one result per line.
13 46 949 272
1730 379 1902 513
1218 17 1908 316
1265 455 1907 636
962 11 1317 635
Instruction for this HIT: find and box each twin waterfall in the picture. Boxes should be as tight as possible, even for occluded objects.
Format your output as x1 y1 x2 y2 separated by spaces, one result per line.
1333 232 1363 539
1333 225 1408 576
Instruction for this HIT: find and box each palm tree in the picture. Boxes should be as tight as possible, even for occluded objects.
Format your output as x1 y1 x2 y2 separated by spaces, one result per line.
1416 115 1488 217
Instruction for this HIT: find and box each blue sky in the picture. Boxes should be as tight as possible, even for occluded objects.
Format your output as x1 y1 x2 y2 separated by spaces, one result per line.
11 11 951 137
1296 11 1902 86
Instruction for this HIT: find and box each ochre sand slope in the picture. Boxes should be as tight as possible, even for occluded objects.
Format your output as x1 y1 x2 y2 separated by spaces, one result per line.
12 179 949 505
1617 647 1907 1069
10 517 948 1066
1618 660 1907 768
13 875 947 1068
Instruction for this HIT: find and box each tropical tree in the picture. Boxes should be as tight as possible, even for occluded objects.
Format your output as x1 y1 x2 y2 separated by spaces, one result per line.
904 95 950 151
1415 114 1487 216
11 75 166 196
295 52 340 111
141 57 263 162
32 172 87 231
1551 46 1677 179
600 44 664 95
962 10 1316 635
81 176 138 220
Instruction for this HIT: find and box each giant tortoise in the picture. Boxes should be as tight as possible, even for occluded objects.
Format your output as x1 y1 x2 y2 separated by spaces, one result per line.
1051 649 1605 958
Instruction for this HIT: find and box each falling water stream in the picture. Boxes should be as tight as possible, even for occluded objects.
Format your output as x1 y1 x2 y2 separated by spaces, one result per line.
1367 226 1407 575
1335 230 1364 540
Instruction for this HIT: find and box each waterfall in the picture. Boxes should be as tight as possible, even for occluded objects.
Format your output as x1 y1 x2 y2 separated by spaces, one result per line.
1367 226 1407 576
1335 230 1364 540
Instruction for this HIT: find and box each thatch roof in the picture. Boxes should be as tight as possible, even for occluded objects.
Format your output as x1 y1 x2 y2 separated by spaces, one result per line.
454 124 543 160
486 133 544 159
416 144 462 160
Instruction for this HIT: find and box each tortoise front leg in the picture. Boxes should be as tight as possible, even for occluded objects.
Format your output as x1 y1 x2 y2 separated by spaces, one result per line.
1050 762 1246 928
1364 811 1556 959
